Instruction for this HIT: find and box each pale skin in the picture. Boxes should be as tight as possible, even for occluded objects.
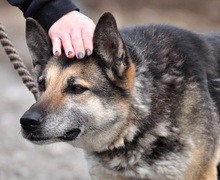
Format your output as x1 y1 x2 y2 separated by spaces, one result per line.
48 10 95 59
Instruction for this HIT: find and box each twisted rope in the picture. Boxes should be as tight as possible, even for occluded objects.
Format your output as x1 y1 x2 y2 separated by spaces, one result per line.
0 23 39 100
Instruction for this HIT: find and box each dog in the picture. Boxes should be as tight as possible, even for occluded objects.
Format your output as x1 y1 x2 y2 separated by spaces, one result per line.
20 12 220 180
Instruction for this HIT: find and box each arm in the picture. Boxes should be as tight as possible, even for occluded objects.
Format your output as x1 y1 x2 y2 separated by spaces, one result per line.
7 0 79 32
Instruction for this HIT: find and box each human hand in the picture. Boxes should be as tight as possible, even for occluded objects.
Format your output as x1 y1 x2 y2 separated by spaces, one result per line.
48 10 95 59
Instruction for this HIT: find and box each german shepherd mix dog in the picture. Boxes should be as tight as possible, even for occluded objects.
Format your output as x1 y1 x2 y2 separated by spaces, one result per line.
20 12 220 180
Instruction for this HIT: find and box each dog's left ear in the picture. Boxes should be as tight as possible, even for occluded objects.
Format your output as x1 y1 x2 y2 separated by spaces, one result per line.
26 18 52 78
94 12 133 87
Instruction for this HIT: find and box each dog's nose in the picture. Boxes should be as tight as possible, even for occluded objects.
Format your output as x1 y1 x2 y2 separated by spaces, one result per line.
20 112 42 133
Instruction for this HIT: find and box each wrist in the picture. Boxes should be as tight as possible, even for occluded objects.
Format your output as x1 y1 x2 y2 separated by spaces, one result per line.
33 0 79 32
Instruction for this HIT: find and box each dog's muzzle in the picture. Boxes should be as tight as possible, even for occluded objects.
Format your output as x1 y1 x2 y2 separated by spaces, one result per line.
20 111 81 142
59 129 81 141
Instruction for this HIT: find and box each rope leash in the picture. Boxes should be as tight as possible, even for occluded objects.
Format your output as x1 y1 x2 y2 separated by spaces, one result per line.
0 23 39 100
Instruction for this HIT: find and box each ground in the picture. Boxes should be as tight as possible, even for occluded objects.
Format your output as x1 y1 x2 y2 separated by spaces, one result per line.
0 0 220 179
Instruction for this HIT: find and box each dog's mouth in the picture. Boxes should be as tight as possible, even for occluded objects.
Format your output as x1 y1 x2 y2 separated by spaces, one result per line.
24 128 81 142
59 128 81 141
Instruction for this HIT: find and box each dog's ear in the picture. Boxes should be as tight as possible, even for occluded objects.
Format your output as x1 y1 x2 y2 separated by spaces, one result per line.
26 18 52 77
94 12 133 88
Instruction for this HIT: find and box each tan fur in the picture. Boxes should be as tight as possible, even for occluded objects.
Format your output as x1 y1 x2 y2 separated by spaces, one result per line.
184 144 210 180
126 59 135 93
202 149 220 180
39 65 65 109
185 147 220 180
178 82 220 180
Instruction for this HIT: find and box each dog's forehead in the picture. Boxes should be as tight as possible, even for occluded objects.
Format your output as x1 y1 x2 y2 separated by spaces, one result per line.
45 56 102 82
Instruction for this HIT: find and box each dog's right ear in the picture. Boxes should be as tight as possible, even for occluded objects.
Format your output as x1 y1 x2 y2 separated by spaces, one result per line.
26 18 52 77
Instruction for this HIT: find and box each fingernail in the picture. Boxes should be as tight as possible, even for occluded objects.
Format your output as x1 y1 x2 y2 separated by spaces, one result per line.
55 51 60 56
68 51 73 56
85 49 92 56
77 52 84 59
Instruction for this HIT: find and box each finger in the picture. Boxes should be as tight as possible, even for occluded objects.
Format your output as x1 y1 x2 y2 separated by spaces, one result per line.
51 37 62 56
83 36 93 57
82 25 95 56
60 34 75 58
71 32 85 59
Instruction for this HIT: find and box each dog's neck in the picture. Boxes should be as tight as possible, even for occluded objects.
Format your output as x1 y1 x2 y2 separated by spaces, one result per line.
85 85 178 176
86 117 175 178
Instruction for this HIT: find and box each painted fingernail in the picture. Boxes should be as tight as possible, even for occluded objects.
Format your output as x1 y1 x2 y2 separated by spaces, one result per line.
68 51 73 56
77 52 84 59
85 49 92 56
55 51 60 56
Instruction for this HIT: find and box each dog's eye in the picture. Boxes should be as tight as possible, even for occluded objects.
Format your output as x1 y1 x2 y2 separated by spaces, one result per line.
67 85 88 94
38 78 46 92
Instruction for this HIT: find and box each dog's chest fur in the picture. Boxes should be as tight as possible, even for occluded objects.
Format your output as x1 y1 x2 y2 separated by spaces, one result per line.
86 126 191 180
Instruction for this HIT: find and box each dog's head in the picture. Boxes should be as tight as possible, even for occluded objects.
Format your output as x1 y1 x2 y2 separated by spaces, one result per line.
21 13 135 151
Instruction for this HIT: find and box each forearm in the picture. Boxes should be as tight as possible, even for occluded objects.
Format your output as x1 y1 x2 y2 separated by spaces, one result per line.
7 0 79 31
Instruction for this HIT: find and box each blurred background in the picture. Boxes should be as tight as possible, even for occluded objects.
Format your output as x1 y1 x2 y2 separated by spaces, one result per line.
0 0 220 179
